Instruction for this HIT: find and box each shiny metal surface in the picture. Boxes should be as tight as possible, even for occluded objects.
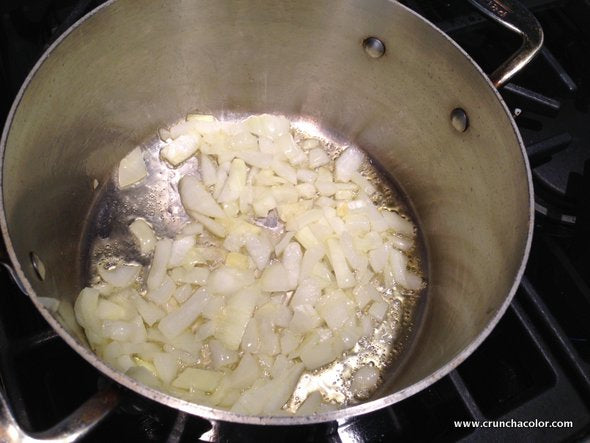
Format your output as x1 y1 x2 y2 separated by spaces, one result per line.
468 0 544 87
450 108 469 133
0 387 119 442
363 37 386 59
0 0 533 425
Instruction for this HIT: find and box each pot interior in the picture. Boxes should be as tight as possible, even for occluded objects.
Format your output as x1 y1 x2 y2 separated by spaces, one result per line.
1 0 531 422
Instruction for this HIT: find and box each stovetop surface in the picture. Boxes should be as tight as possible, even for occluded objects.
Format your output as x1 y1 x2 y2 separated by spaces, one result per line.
1 1 589 441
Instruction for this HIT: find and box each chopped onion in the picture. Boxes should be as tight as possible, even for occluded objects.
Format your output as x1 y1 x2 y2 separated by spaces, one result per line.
147 239 173 290
200 153 217 186
168 236 196 268
215 285 259 350
75 113 425 416
161 134 200 166
118 147 147 188
172 367 222 392
350 365 380 397
158 288 209 339
129 218 156 254
98 263 140 288
179 175 225 218
335 147 364 183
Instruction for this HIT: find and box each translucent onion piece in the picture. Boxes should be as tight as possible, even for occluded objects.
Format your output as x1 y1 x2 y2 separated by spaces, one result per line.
118 147 147 188
129 218 156 254
98 263 140 288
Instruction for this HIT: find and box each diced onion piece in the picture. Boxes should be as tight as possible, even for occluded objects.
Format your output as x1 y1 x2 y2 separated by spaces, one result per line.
350 365 380 397
98 263 141 288
215 285 259 350
225 252 250 270
130 218 156 254
282 242 302 288
252 191 277 218
326 238 355 289
274 232 295 257
232 363 304 415
289 304 322 334
241 319 260 354
258 320 280 355
368 301 388 320
390 234 414 251
368 244 388 273
217 159 247 203
308 148 330 168
190 213 226 238
316 289 355 330
382 211 415 236
389 249 423 290
179 175 225 218
209 339 239 368
335 147 364 182
127 366 161 389
290 278 322 308
172 367 223 392
168 236 196 268
158 288 209 339
170 267 209 286
301 138 320 151
296 183 316 199
161 134 200 166
277 133 306 165
146 275 176 305
147 239 173 290
353 284 381 309
74 287 100 332
338 319 362 350
131 294 165 326
280 329 302 355
296 391 323 415
299 246 325 282
245 233 272 271
244 114 290 139
153 352 179 384
118 147 147 188
103 316 146 342
200 153 217 187
208 266 255 295
340 232 368 272
174 284 193 303
228 353 260 389
272 160 297 185
96 299 128 321
297 169 317 183
261 262 295 292
300 336 343 370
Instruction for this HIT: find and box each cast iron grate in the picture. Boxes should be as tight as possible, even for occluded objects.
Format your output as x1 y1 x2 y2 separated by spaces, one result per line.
1 0 590 441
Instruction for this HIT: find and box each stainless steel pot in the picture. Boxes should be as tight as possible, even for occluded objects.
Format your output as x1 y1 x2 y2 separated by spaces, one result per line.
0 0 539 437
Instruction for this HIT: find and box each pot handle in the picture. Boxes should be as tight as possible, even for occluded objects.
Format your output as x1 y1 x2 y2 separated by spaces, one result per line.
467 0 543 88
0 385 119 442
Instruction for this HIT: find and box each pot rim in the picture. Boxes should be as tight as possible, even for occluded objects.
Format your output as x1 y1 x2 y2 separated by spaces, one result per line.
0 0 534 425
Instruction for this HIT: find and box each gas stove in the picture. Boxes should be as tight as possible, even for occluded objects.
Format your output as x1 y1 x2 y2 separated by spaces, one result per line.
1 1 589 441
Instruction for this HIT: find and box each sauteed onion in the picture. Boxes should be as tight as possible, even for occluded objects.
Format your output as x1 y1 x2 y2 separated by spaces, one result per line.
75 114 424 414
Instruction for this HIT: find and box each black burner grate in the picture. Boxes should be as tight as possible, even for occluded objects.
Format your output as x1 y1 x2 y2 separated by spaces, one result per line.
1 1 590 441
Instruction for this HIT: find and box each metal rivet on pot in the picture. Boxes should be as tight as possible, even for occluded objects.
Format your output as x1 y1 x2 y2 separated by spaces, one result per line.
30 252 46 281
451 108 469 132
363 37 385 58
